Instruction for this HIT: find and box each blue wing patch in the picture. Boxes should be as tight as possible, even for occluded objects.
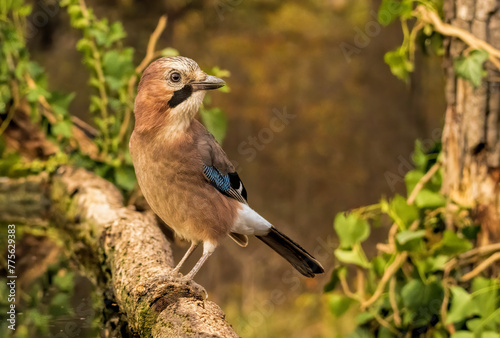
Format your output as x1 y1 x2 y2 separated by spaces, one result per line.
203 165 231 193
203 165 248 203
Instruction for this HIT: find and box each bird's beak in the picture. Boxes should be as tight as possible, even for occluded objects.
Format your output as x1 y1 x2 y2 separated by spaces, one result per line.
191 75 225 91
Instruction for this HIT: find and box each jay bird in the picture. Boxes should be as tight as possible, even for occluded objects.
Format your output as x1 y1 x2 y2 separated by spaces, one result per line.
130 56 324 281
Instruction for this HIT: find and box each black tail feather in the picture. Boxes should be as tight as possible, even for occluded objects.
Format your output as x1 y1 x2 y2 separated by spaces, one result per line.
256 227 324 278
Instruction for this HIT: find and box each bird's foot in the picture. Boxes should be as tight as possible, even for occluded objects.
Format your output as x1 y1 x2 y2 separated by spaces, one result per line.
151 273 208 299
179 277 208 299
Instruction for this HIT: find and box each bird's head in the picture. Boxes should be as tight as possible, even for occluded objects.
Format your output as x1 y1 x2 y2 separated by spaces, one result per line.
133 56 225 135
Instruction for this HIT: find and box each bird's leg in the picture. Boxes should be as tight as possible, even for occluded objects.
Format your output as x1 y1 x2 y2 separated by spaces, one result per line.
153 242 214 299
183 242 216 280
172 242 198 276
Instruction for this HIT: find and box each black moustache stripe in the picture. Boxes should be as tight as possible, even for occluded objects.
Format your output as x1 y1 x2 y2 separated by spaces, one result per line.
168 85 193 108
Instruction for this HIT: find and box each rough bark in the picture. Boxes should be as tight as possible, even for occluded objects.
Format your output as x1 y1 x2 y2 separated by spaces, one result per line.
0 167 238 337
442 0 500 243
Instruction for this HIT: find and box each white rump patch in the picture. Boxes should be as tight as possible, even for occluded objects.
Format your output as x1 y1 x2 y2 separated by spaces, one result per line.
232 204 272 236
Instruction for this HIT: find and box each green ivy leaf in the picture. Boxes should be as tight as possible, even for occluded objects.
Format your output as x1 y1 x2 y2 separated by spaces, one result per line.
53 270 74 292
415 189 446 209
328 293 355 317
378 327 396 338
350 327 373 338
389 194 418 229
26 85 51 103
89 28 108 46
405 169 423 196
218 83 231 93
208 66 231 78
454 49 489 88
433 231 472 255
370 256 387 278
76 38 92 53
451 332 473 338
462 225 481 240
377 0 413 26
160 48 180 57
107 22 126 46
27 61 45 79
102 48 135 90
206 67 231 92
401 280 444 327
384 47 414 82
356 312 375 325
114 166 137 191
334 247 370 268
324 266 346 292
52 120 73 139
477 333 500 338
94 163 112 179
17 5 32 17
412 140 427 170
396 229 426 245
200 107 227 144
49 91 75 117
334 213 370 249
471 278 500 331
446 286 479 324
427 255 449 272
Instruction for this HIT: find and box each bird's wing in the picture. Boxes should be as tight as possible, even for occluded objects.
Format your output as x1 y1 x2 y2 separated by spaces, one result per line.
196 124 248 205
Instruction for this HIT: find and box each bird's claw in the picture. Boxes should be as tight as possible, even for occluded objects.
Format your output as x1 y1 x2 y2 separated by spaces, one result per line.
151 273 208 299
181 278 208 299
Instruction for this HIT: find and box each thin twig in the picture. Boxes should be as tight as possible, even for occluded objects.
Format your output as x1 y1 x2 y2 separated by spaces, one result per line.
387 223 399 249
389 277 401 327
440 278 455 334
416 5 500 70
339 273 362 301
361 252 408 309
25 74 100 159
461 252 500 281
118 15 168 144
408 21 424 64
444 257 457 279
409 220 419 231
79 0 110 155
25 75 56 123
443 240 500 274
134 16 168 75
373 311 400 335
407 162 441 205
376 243 393 254
459 243 500 260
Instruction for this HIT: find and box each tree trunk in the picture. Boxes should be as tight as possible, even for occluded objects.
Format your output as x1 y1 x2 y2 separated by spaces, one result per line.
442 0 500 243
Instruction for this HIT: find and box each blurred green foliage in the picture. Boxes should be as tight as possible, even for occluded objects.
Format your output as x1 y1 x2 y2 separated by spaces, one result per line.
0 229 100 337
326 141 500 336
325 2 500 336
453 49 489 89
0 0 229 193
0 0 73 175
380 0 489 88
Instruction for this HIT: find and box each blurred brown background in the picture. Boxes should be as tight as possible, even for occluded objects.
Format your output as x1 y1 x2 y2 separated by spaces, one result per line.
28 0 445 335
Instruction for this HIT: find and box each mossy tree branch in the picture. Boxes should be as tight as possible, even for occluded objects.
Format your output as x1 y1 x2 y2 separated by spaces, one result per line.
0 167 237 337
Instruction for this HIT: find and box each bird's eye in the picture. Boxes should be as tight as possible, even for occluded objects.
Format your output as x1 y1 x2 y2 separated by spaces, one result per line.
170 72 181 83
